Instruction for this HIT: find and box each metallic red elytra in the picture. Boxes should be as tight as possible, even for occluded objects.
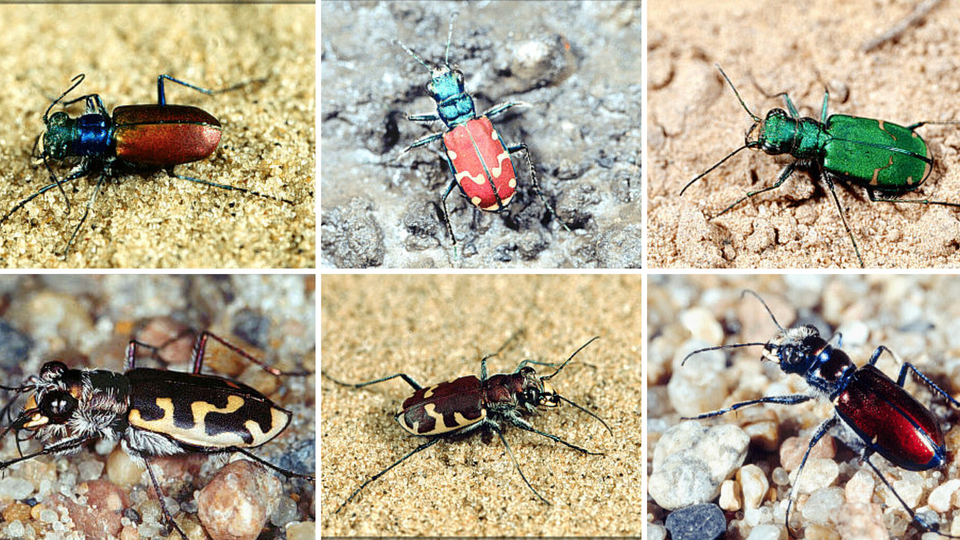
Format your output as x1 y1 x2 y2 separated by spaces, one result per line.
3 73 291 258
324 335 612 513
680 291 960 538
396 13 568 251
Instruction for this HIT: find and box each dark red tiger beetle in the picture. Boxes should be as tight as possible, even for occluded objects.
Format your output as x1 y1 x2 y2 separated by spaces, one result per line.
0 330 314 539
396 13 570 255
324 335 612 513
681 291 960 537
4 73 294 258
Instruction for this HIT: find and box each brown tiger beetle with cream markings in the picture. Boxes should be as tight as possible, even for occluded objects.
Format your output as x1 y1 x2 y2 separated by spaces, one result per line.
324 335 612 513
0 331 314 539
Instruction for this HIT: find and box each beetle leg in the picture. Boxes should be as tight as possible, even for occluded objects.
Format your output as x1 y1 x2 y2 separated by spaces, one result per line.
139 453 189 539
397 131 445 159
165 167 294 205
489 424 550 505
479 329 525 381
818 90 829 124
483 101 531 119
323 371 422 391
187 331 311 376
0 166 89 228
866 187 960 210
405 112 441 123
230 447 314 480
508 143 571 232
714 160 797 220
858 453 957 538
335 437 442 514
822 173 865 268
889 359 960 409
440 178 459 251
682 394 814 420
784 416 838 533
0 434 98 469
61 171 107 259
503 412 604 456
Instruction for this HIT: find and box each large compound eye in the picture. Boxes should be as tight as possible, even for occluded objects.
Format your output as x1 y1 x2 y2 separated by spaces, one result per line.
523 388 540 405
40 390 77 423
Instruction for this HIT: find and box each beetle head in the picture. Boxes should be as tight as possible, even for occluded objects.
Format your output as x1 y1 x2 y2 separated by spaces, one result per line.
762 325 825 375
41 112 73 160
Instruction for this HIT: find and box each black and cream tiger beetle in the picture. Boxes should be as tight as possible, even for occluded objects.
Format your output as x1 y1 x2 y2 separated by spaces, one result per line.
0 330 314 538
324 336 612 513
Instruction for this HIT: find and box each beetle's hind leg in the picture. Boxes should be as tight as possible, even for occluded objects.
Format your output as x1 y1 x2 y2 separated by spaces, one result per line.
489 424 550 505
322 371 423 392
866 187 960 210
335 437 442 514
508 143 570 233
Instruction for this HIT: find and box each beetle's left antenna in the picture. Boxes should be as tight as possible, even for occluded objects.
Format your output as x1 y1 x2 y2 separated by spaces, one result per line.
444 12 459 67
44 74 84 123
396 40 433 72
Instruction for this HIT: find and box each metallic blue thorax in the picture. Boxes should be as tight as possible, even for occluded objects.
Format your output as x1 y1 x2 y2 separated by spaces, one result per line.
428 67 476 128
73 114 114 157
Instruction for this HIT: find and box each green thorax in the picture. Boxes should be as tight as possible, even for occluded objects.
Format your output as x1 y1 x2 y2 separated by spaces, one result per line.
754 109 826 160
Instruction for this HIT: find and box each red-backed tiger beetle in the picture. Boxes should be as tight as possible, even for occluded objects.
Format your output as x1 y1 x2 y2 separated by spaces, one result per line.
5 73 293 258
681 291 960 538
324 335 612 513
397 13 570 254
0 330 314 539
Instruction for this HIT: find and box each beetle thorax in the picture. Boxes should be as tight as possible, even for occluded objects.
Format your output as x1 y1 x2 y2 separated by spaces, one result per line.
427 66 476 128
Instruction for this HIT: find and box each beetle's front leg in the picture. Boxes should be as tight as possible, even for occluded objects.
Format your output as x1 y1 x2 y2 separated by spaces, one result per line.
397 131 445 159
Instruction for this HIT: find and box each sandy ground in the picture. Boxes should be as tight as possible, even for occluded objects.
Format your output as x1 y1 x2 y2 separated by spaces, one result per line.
321 1 641 269
648 0 960 268
321 275 642 536
0 5 315 268
647 275 960 538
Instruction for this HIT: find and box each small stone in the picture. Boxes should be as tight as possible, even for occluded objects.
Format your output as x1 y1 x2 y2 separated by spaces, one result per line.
196 460 282 540
0 477 34 500
845 469 876 505
928 479 960 513
664 503 726 540
804 523 841 540
745 523 785 540
738 464 769 511
719 479 741 511
800 487 844 525
780 435 836 471
650 422 749 509
1 502 31 524
647 524 668 540
679 307 724 346
107 447 145 489
790 458 839 495
285 521 315 540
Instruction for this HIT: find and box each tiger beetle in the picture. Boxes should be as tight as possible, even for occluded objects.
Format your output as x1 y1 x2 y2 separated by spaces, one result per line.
0 330 314 539
396 13 569 255
324 335 612 513
680 64 960 268
681 290 960 537
4 73 293 258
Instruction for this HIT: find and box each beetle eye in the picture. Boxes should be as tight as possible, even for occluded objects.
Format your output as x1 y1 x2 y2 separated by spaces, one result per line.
40 390 76 422
523 389 540 404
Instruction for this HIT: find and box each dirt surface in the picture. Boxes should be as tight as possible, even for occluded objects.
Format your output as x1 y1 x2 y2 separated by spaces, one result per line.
0 5 315 269
647 275 960 539
321 275 642 536
648 0 960 268
321 1 641 269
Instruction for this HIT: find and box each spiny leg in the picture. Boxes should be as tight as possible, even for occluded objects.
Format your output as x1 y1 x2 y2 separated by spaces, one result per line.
335 437 442 514
508 143 570 232
784 416 837 533
62 172 107 259
714 160 798 219
139 453 188 539
166 167 293 205
682 394 814 420
483 101 530 119
490 424 550 504
440 178 460 258
822 174 865 268
867 188 960 210
860 455 960 538
231 447 314 480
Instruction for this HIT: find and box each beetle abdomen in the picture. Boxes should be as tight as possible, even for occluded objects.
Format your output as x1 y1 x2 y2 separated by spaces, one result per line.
834 364 945 470
443 117 517 211
396 375 486 436
126 368 290 451
113 105 222 166
823 115 932 191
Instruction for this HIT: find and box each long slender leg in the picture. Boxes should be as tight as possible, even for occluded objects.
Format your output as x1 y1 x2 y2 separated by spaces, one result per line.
139 452 188 539
231 447 314 480
322 371 422 391
483 101 530 119
62 172 107 259
157 74 266 106
508 143 570 232
397 131 445 158
490 424 550 504
479 329 525 381
440 178 459 253
125 332 310 377
505 414 604 455
405 113 441 123
822 174 864 268
860 455 960 538
0 170 88 227
682 394 814 420
784 416 837 533
714 161 798 219
166 167 293 205
867 188 960 210
335 437 442 514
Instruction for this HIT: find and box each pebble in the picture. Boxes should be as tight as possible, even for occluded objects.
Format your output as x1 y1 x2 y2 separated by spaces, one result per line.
285 521 316 540
745 523 785 540
718 479 740 511
650 422 749 509
738 464 769 511
790 458 839 495
779 436 836 472
928 479 960 513
800 487 844 525
196 460 281 540
664 503 726 540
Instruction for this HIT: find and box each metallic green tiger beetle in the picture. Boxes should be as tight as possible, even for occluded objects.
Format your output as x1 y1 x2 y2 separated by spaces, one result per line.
0 331 314 539
680 64 960 268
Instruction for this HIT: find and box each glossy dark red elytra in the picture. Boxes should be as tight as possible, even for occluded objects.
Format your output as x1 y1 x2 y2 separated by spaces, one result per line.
324 335 613 513
681 291 960 538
